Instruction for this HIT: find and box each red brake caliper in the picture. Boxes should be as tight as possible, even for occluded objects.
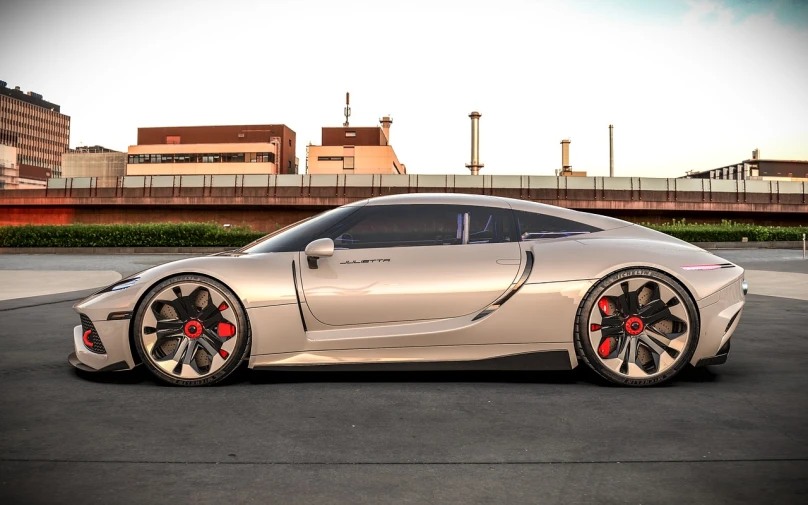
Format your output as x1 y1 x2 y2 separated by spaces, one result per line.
217 322 236 338
598 338 615 358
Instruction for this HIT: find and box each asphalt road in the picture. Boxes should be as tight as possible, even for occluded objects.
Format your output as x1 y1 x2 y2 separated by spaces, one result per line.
0 251 807 504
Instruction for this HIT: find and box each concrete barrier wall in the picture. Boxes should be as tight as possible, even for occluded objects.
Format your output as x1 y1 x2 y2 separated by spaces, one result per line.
1 175 805 229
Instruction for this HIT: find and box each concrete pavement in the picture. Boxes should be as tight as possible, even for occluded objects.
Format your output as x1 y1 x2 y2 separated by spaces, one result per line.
0 251 806 504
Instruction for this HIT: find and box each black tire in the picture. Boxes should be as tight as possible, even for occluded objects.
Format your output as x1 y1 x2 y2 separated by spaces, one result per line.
133 274 251 387
574 268 700 387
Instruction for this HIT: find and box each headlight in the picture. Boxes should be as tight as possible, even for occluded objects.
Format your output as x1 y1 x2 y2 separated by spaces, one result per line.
111 277 140 291
96 276 141 294
742 279 748 296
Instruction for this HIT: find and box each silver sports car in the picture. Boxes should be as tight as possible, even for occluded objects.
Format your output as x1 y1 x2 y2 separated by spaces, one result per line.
69 194 746 387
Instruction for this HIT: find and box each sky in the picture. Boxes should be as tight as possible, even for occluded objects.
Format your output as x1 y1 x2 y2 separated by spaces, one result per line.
1 0 807 178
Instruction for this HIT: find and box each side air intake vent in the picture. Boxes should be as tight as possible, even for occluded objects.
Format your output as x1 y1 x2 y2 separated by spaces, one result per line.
80 314 107 354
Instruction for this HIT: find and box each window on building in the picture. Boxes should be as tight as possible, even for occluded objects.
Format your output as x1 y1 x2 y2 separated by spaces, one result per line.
150 154 161 163
256 152 275 163
166 136 181 144
345 131 356 138
343 157 355 169
317 156 344 162
161 154 173 163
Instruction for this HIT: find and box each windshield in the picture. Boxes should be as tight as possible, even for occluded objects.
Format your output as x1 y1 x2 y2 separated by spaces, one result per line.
240 204 364 254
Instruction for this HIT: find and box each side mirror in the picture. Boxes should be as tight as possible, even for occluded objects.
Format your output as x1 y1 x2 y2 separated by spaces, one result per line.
304 238 334 269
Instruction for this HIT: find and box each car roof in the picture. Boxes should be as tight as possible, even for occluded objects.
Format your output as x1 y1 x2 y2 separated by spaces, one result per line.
360 193 632 231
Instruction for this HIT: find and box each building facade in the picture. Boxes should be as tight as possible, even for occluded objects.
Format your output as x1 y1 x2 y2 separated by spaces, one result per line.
684 151 808 181
306 117 407 175
0 144 18 189
127 125 297 176
62 146 127 186
0 81 70 185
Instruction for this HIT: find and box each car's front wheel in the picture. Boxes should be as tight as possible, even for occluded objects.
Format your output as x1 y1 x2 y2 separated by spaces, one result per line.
574 268 699 386
133 274 250 386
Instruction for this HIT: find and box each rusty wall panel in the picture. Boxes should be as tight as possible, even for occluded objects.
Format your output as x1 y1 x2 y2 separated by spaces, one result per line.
321 127 384 146
150 187 175 198
675 191 704 203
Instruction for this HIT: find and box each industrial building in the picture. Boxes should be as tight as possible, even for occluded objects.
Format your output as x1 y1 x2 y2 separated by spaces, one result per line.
0 80 71 185
62 145 126 186
684 150 808 181
126 124 297 176
306 116 406 175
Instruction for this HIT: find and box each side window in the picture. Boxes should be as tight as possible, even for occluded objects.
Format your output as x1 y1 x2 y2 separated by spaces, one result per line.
467 206 516 244
514 210 600 241
329 205 463 249
325 205 516 249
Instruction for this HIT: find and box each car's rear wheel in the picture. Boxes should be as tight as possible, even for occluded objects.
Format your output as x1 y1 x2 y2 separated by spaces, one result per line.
133 274 250 386
574 268 699 386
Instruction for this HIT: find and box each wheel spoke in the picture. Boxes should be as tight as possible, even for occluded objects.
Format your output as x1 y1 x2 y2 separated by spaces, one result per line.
645 325 686 352
643 307 674 326
182 340 199 365
638 299 666 318
199 330 223 355
619 282 640 314
155 320 184 338
156 335 188 364
666 299 689 324
639 333 668 358
171 287 192 320
624 337 638 371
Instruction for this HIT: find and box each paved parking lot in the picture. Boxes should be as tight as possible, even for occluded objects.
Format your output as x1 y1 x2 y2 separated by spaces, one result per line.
0 250 806 504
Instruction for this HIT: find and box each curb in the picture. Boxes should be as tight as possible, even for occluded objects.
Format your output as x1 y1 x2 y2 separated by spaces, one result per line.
0 241 805 254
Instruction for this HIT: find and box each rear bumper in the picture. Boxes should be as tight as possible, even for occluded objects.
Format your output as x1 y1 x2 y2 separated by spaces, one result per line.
69 320 136 372
691 276 745 365
695 340 731 367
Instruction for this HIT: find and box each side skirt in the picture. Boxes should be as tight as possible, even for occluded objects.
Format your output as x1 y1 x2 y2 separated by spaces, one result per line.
252 350 572 372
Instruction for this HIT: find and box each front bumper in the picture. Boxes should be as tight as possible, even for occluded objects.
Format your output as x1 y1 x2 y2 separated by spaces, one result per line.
69 320 137 372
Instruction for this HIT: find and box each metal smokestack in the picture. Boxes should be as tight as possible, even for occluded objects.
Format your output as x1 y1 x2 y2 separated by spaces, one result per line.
561 139 571 171
343 92 351 127
466 111 484 175
609 124 614 177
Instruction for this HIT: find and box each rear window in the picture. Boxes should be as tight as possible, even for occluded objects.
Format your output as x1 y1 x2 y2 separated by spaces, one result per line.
514 210 601 240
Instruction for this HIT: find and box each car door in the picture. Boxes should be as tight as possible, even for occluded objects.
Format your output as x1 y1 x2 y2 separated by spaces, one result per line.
298 203 522 326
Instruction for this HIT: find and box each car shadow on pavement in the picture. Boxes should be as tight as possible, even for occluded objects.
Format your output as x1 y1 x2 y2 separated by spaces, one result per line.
72 361 723 387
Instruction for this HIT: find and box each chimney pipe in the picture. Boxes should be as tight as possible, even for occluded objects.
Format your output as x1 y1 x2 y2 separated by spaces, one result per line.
609 124 614 177
465 111 484 175
380 116 392 144
343 92 351 127
561 139 571 171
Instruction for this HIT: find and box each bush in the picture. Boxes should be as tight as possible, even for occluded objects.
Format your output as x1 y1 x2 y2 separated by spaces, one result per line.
642 220 808 243
0 223 266 248
0 220 806 248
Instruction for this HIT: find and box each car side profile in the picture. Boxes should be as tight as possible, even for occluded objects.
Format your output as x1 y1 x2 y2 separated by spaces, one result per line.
69 194 746 387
